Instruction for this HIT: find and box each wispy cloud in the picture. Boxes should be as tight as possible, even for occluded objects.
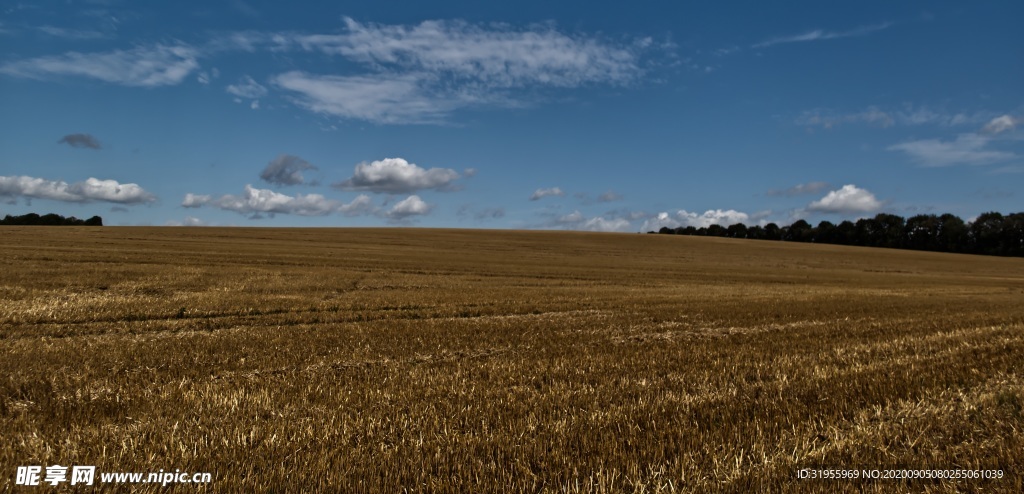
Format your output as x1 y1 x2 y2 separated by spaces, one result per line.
334 157 461 194
753 22 892 49
269 18 649 124
0 44 199 87
0 175 156 204
766 182 831 197
288 18 644 88
226 75 267 99
529 187 565 201
36 25 109 40
888 134 1015 167
796 105 994 129
274 71 460 124
888 116 1020 167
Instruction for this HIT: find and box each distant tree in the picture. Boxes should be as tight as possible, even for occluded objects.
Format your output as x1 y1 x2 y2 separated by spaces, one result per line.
644 209 1020 257
0 212 101 226
873 213 906 249
835 220 856 245
1005 213 1024 256
970 212 1005 255
706 224 727 237
726 223 748 239
785 220 813 242
936 214 968 253
905 214 940 251
814 221 837 244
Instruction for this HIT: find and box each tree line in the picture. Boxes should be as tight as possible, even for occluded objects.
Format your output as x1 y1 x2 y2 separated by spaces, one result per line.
1 213 103 226
651 212 1024 257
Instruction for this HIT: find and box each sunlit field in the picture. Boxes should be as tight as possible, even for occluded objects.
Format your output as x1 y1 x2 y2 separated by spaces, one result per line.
2 227 1022 492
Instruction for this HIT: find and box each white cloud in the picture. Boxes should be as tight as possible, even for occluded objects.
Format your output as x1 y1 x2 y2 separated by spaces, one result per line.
0 175 156 204
887 133 1015 167
0 44 199 87
807 184 882 214
529 187 565 201
337 194 375 216
189 185 340 216
766 182 831 197
387 195 433 219
981 115 1019 135
676 209 750 228
552 210 632 232
226 75 268 99
181 193 211 208
753 22 892 49
260 154 317 186
165 216 206 226
334 157 460 193
640 209 752 231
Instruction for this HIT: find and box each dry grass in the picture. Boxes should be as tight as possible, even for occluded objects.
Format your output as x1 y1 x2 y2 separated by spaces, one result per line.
1 226 1022 492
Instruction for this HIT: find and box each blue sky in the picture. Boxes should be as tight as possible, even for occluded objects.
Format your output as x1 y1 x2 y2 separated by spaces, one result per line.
1 0 1021 230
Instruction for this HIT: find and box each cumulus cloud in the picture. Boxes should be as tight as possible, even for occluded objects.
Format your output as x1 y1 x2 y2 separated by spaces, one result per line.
182 185 374 217
529 187 565 201
387 195 433 219
640 209 753 231
0 175 156 204
807 184 882 214
58 133 101 149
766 182 831 197
334 157 460 193
753 22 891 49
550 210 632 232
887 133 1015 167
260 154 317 186
0 44 199 87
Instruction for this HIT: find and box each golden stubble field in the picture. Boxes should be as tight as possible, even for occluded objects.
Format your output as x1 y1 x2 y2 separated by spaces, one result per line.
1 226 1022 492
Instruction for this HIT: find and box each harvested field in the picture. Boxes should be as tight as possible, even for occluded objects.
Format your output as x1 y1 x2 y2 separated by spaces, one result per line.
1 227 1022 492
